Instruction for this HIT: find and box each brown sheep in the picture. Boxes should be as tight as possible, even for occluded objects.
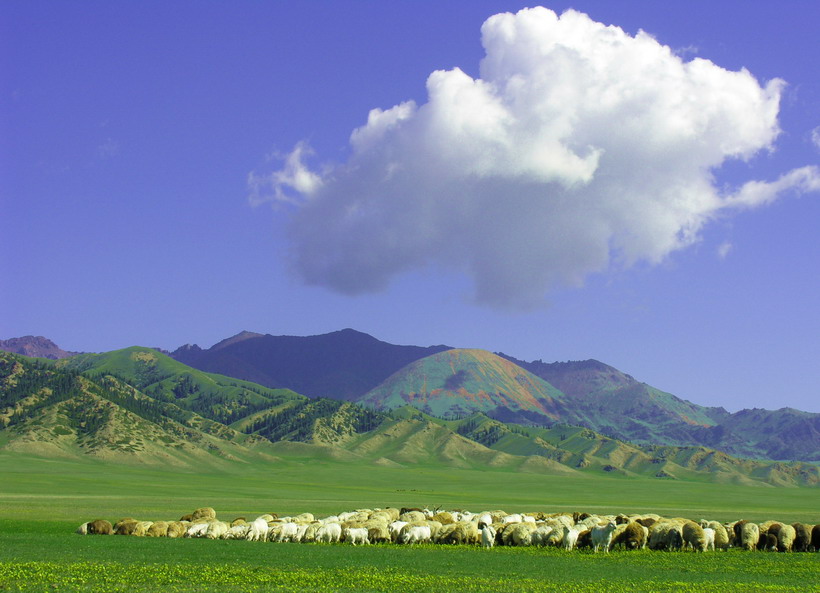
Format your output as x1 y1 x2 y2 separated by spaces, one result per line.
575 529 593 550
636 517 657 530
114 519 138 536
87 519 113 535
166 521 187 538
611 521 646 550
431 511 455 525
191 507 216 521
732 519 748 545
764 533 778 551
179 513 194 522
791 523 811 552
146 521 169 537
368 525 391 544
811 524 820 552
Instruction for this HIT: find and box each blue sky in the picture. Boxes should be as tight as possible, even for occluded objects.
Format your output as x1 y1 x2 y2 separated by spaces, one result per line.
2 1 819 413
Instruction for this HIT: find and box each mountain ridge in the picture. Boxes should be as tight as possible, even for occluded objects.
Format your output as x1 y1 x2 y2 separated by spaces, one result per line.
3 331 819 463
1 349 817 487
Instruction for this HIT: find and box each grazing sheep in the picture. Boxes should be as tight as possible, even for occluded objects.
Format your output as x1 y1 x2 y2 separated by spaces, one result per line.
400 511 426 524
166 521 186 538
368 525 391 544
205 521 228 540
702 528 715 551
388 521 408 543
612 522 646 551
432 512 455 525
246 517 269 542
682 522 708 552
591 521 618 553
343 527 370 546
400 524 431 545
146 521 169 537
731 520 748 547
810 525 820 552
576 529 594 550
114 519 137 536
224 524 251 540
294 512 314 523
506 523 537 547
740 522 760 551
76 522 89 535
701 521 729 551
191 507 216 521
481 525 496 549
276 522 299 543
529 524 555 547
132 521 153 537
87 519 113 535
776 524 796 552
764 533 779 552
563 526 582 551
792 523 811 553
230 518 247 527
648 522 684 551
316 522 342 544
186 522 210 538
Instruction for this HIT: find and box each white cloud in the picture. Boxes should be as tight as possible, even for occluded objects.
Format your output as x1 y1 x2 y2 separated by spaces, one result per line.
248 141 322 207
812 126 820 151
717 241 733 260
251 7 818 309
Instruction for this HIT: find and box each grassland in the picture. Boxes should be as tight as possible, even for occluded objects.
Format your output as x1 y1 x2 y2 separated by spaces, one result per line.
1 453 818 592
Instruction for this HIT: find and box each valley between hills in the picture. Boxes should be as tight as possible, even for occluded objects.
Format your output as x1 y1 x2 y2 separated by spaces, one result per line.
0 330 818 488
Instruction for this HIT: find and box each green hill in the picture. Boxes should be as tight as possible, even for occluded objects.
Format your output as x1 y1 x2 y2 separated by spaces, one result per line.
357 349 586 424
2 350 817 487
57 347 304 425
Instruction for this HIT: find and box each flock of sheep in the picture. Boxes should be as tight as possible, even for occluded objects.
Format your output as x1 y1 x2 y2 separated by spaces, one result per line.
77 506 820 553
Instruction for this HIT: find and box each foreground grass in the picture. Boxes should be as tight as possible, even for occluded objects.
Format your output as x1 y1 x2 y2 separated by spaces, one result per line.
1 453 818 592
0 521 818 593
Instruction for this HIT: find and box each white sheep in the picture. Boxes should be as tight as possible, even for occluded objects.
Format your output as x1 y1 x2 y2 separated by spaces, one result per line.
246 517 269 542
481 525 496 549
389 521 408 543
591 521 618 553
563 526 581 550
401 525 432 545
276 522 299 543
185 522 210 538
316 522 342 544
205 521 228 540
703 528 715 551
344 527 370 545
223 524 250 540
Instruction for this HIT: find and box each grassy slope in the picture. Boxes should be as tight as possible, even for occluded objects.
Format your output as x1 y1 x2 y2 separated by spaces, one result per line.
359 349 579 422
1 453 818 593
57 347 305 424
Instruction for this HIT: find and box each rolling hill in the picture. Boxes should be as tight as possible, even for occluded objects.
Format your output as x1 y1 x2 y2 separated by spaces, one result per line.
357 348 585 425
2 349 817 486
499 354 820 462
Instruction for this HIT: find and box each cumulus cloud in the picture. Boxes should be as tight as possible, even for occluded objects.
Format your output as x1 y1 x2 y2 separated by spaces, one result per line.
251 7 819 309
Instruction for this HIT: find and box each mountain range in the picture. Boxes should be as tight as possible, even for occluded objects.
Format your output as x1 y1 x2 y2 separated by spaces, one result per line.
1 331 818 485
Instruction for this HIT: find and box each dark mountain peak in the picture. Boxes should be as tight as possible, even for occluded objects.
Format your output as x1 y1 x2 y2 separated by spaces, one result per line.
170 343 203 361
210 330 265 351
0 335 78 359
168 328 453 400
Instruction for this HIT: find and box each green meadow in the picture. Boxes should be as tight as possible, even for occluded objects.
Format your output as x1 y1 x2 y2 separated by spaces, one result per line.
1 453 818 592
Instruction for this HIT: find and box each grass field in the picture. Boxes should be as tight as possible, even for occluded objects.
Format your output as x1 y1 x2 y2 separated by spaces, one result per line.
1 453 818 592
